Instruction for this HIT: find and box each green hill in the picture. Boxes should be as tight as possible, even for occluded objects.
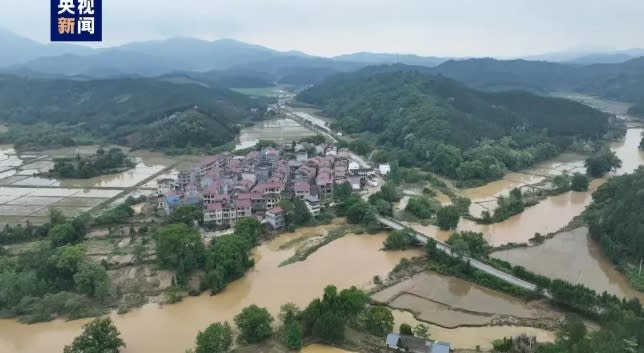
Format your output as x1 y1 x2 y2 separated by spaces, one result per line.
0 75 264 150
298 68 611 183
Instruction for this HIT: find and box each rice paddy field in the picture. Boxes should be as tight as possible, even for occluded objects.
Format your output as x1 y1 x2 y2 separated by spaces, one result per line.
0 145 173 225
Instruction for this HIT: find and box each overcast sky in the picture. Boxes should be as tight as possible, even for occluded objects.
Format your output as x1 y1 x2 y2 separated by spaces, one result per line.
2 0 644 57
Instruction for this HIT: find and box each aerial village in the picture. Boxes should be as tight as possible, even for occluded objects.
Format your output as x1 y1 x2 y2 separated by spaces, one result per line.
156 143 387 231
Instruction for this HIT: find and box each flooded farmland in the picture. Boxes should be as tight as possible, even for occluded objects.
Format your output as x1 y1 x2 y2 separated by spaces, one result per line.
236 118 316 150
0 146 174 224
372 272 560 328
492 227 644 302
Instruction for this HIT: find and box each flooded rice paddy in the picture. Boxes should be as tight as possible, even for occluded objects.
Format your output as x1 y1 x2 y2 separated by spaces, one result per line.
0 146 173 224
372 272 559 328
236 118 316 150
492 227 644 302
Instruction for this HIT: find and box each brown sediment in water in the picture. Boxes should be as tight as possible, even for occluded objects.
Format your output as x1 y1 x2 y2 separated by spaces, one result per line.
372 272 560 329
0 229 420 353
492 227 644 302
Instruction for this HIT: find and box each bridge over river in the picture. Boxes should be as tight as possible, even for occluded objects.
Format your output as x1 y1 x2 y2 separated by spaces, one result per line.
377 216 549 296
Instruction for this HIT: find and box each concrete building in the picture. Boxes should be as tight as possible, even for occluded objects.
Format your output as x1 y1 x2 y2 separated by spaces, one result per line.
304 194 321 216
264 207 285 229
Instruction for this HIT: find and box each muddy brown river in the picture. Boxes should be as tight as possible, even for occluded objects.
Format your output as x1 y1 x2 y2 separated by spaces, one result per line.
0 229 421 353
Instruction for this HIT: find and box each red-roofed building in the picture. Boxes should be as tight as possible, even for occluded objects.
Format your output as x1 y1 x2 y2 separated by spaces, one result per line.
294 181 311 199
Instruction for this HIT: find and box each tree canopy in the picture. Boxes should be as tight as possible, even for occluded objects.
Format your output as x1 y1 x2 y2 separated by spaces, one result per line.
195 322 233 353
234 305 274 344
63 317 125 353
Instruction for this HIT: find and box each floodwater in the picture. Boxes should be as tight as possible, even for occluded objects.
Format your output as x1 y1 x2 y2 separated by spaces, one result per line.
372 272 551 328
301 344 354 353
0 229 421 353
492 228 644 302
391 309 555 350
236 118 316 150
412 124 643 246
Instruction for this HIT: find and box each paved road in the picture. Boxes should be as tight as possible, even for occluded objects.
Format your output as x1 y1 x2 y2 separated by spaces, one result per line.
377 216 546 294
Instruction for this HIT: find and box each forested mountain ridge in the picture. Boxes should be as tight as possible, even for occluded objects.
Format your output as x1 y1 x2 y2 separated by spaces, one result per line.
298 68 611 183
431 57 644 115
0 75 264 150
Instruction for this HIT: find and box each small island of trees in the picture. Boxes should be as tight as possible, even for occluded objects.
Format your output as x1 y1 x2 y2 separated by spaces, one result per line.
46 147 136 179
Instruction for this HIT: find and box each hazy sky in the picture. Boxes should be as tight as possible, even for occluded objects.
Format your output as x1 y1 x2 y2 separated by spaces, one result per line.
2 0 644 57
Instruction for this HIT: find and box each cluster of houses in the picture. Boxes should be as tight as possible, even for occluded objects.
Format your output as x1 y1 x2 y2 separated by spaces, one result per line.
157 144 386 229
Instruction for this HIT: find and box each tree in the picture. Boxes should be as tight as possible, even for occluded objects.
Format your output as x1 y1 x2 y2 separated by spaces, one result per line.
49 208 66 225
155 224 205 283
383 230 416 250
168 205 203 226
640 136 644 151
556 316 587 350
570 173 590 191
49 223 80 247
333 182 353 204
585 150 622 177
63 317 125 353
234 305 274 343
284 320 303 350
293 197 312 226
195 322 233 353
74 262 109 300
552 174 571 192
234 217 262 246
399 323 413 335
279 303 301 324
413 323 430 340
363 306 394 337
437 206 460 230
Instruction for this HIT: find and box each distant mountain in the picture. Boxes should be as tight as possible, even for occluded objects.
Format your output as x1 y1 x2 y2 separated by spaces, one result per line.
431 58 578 91
229 55 365 85
15 50 184 78
333 52 447 67
526 48 644 64
115 38 289 71
0 29 93 67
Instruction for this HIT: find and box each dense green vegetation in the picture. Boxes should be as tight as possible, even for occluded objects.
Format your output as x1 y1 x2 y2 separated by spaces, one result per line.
383 229 417 250
298 69 611 184
0 212 112 323
585 167 644 283
0 123 97 150
571 173 591 191
436 206 460 230
64 317 125 353
0 75 263 150
585 149 622 177
489 188 525 223
194 322 233 353
446 231 490 258
48 148 135 178
234 305 274 344
536 314 644 353
405 196 441 219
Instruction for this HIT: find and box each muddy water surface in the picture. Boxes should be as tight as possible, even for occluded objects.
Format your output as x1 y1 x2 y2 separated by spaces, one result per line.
492 228 644 301
373 272 552 328
0 228 420 353
391 309 555 350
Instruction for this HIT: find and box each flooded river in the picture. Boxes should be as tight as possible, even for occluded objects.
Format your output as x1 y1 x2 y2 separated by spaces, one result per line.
0 229 420 353
492 227 644 302
411 125 643 246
